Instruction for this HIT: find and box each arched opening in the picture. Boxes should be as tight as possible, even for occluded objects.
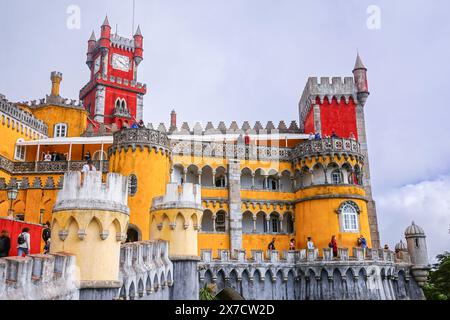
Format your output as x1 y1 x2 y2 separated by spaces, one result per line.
186 165 199 184
171 164 184 184
300 166 312 188
283 212 294 234
269 212 281 234
240 168 253 189
126 224 141 243
201 166 214 187
312 163 325 185
280 171 292 192
201 210 214 232
254 169 266 190
242 211 254 234
215 167 227 188
255 212 266 233
215 210 227 232
267 169 279 191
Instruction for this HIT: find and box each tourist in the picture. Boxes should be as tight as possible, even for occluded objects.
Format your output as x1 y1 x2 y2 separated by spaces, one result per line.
307 237 315 250
0 230 11 258
384 244 390 250
42 221 51 244
331 131 338 138
308 132 314 140
289 238 295 250
357 235 367 249
329 235 338 257
82 159 97 173
43 151 52 162
43 238 51 254
138 120 145 128
17 227 31 257
84 151 91 161
314 132 321 140
51 152 59 161
268 238 276 251
131 122 139 129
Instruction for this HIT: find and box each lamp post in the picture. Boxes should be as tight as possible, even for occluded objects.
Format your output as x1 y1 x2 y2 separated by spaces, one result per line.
7 185 19 219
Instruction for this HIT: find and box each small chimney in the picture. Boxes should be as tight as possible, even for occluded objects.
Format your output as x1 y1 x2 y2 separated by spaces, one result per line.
170 110 177 128
50 71 63 97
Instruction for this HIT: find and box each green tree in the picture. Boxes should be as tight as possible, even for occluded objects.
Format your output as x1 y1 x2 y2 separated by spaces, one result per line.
423 251 450 300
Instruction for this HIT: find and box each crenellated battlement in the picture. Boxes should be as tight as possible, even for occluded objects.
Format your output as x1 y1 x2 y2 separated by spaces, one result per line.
0 253 79 300
118 240 173 300
152 183 202 211
149 120 301 135
53 172 129 214
298 76 358 131
0 94 48 135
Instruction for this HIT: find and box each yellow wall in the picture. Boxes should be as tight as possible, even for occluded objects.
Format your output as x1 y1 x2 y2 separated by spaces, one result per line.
294 185 371 254
109 147 171 240
151 208 202 257
31 105 87 138
51 209 128 282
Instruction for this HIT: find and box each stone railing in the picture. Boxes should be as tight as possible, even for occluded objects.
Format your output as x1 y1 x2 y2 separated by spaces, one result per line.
292 138 363 163
198 248 424 300
171 140 292 162
0 95 48 135
2 158 109 174
0 253 79 300
109 128 171 156
118 240 173 300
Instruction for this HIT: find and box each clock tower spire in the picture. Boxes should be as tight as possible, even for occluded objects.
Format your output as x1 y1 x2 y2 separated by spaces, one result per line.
80 17 147 129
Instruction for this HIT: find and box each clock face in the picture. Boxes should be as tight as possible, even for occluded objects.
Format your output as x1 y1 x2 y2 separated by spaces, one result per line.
94 56 101 74
112 54 130 72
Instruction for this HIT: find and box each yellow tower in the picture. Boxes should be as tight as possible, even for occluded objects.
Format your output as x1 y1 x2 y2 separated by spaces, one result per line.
50 71 63 97
149 182 203 300
108 128 172 240
51 171 129 299
293 138 372 253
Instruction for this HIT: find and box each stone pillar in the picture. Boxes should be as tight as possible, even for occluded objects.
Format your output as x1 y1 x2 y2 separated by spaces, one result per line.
253 216 257 233
356 102 380 248
170 257 200 300
251 173 255 190
313 104 322 135
228 160 242 255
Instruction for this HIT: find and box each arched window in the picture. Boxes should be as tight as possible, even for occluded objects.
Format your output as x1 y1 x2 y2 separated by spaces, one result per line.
338 201 360 232
128 174 138 196
331 169 343 184
54 123 68 138
215 176 226 188
14 140 26 161
215 211 226 232
269 213 280 233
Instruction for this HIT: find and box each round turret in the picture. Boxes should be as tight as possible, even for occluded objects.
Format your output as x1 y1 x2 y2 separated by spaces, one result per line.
405 221 425 237
133 26 144 66
395 240 407 252
99 16 111 49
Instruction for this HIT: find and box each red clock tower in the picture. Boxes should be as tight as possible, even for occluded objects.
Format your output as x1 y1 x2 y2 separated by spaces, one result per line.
80 16 147 129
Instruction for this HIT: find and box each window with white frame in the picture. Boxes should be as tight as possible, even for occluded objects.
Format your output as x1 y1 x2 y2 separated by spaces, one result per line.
54 123 68 138
338 201 360 232
14 144 26 161
331 169 343 184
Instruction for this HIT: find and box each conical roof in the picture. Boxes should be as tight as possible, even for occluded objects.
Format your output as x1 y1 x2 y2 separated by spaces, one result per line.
102 15 110 27
134 25 142 36
353 52 366 71
89 30 96 41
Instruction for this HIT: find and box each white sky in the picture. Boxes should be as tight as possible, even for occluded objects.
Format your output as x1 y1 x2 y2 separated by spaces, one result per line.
0 0 449 259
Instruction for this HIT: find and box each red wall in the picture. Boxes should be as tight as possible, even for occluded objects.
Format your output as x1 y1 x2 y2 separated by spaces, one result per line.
318 97 358 140
304 108 315 134
0 218 43 257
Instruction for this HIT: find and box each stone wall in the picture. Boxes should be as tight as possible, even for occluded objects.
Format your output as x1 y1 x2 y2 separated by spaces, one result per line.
117 240 174 300
198 248 425 300
0 253 79 300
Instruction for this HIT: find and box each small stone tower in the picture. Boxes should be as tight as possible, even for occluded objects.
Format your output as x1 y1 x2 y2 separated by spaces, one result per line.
150 182 203 300
405 221 430 287
51 171 130 299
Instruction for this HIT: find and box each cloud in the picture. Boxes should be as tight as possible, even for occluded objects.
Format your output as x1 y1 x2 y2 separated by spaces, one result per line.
376 175 450 262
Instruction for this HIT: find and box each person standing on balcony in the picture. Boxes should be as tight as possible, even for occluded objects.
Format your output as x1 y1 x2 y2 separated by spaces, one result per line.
42 221 51 254
82 159 97 173
84 151 91 161
17 228 31 257
0 230 11 258
307 237 315 250
138 120 145 128
329 235 338 257
289 238 296 250
314 132 321 140
358 235 368 251
43 151 52 162
268 238 276 251
331 131 338 138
